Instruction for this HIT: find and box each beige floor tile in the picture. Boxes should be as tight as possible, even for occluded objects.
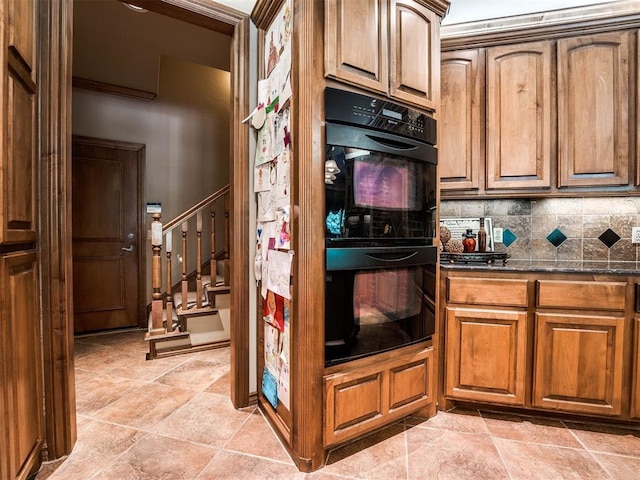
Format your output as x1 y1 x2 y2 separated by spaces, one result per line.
151 391 253 447
592 452 640 480
90 433 217 480
74 370 146 416
481 411 582 448
205 370 231 395
566 422 640 457
410 407 489 434
198 450 306 480
406 429 509 480
322 423 407 479
94 381 197 430
154 358 229 391
225 409 293 463
494 437 611 480
43 418 146 480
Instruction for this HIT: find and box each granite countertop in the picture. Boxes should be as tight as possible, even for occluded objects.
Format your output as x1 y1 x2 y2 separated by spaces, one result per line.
440 258 640 275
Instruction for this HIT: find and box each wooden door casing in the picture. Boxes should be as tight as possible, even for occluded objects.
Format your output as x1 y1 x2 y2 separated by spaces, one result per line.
439 49 484 191
533 312 625 416
486 41 552 190
632 316 640 419
72 137 145 333
557 31 631 188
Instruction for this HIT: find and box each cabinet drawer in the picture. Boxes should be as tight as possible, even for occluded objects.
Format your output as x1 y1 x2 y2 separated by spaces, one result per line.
447 277 528 307
537 280 627 311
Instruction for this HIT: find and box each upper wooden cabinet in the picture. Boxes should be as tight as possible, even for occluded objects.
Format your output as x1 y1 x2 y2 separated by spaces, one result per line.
440 6 640 198
486 41 552 190
325 0 446 111
440 49 484 191
557 31 631 188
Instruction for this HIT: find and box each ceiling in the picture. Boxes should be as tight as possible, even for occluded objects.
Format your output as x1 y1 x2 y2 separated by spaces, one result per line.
215 0 615 24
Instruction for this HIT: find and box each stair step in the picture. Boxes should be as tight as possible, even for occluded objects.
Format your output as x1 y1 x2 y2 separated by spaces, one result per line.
177 305 219 317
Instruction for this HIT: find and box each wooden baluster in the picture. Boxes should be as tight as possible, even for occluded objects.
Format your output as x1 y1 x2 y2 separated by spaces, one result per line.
224 192 230 286
181 221 188 311
196 211 203 308
150 213 164 333
165 231 174 331
210 201 216 284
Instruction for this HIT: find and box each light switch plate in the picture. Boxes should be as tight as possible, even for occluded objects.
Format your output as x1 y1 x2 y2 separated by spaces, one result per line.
493 227 504 244
632 227 640 244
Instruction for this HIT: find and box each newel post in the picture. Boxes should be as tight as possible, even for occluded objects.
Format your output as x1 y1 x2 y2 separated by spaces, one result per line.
150 213 164 333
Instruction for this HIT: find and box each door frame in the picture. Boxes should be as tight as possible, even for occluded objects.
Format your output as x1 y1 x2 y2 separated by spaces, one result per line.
71 135 147 330
40 0 252 460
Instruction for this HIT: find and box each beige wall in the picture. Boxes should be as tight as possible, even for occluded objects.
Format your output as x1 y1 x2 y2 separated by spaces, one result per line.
72 57 231 302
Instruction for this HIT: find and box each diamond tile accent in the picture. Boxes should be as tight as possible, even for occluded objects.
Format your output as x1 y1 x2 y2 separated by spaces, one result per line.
502 228 517 247
598 228 620 248
546 228 567 247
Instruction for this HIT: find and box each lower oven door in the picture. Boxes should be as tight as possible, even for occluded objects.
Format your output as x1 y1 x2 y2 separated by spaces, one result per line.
325 255 436 367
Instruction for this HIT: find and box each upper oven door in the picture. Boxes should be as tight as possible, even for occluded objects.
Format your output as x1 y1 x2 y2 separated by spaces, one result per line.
325 122 438 247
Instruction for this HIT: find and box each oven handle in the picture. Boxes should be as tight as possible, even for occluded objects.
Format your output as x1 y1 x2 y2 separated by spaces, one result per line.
365 134 418 151
365 251 418 262
326 246 436 271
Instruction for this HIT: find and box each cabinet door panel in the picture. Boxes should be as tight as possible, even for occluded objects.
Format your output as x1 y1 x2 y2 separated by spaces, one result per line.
440 50 484 191
486 41 552 189
389 0 439 111
324 0 387 94
632 317 640 419
533 313 624 416
1 251 43 479
445 307 527 405
558 32 630 187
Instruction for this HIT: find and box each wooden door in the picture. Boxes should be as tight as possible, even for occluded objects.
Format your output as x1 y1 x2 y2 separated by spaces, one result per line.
445 307 527 405
440 49 484 192
324 0 388 94
72 137 145 333
557 31 630 188
486 41 552 190
533 312 624 416
389 0 439 111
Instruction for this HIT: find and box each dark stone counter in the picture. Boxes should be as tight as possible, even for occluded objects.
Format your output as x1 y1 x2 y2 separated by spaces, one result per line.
440 259 640 275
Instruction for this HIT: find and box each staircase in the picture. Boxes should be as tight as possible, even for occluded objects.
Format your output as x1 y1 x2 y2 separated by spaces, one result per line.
145 185 231 360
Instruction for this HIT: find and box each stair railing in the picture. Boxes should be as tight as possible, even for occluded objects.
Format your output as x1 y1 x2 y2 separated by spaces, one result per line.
148 184 230 336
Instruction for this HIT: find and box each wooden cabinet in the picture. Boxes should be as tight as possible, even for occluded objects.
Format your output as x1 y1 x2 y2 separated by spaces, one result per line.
324 346 434 447
439 49 484 191
445 307 527 405
1 0 45 478
1 251 43 480
441 269 638 420
632 316 640 419
533 312 625 416
486 41 552 190
557 31 631 188
325 0 445 111
440 8 640 198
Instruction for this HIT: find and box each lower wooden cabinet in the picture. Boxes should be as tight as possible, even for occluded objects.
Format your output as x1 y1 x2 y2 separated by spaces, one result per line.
324 346 433 447
445 307 527 405
533 312 625 416
630 316 640 419
1 251 44 479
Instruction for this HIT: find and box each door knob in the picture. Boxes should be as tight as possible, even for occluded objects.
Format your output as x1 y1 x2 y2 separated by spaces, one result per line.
121 245 135 252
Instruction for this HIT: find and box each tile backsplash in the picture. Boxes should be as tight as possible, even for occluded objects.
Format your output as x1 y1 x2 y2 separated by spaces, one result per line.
440 197 640 265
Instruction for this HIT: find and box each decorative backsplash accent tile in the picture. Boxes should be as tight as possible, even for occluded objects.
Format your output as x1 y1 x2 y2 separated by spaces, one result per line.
440 197 640 264
546 228 567 247
598 228 621 248
502 228 517 247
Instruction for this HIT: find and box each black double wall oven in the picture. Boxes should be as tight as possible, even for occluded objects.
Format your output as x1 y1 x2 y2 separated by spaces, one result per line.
324 87 438 367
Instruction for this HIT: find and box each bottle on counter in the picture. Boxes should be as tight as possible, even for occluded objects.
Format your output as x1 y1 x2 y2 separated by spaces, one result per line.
477 218 487 253
462 229 476 253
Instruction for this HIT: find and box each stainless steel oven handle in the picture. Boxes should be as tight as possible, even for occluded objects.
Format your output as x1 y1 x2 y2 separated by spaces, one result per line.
365 251 418 262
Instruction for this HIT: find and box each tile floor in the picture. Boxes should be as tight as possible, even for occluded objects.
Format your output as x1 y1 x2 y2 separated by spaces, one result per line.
36 329 640 480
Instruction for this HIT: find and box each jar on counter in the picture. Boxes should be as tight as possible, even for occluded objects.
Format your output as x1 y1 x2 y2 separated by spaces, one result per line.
462 229 476 253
